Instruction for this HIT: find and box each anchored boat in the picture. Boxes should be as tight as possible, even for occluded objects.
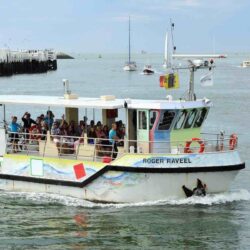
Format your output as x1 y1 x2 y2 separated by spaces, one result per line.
143 65 155 75
0 60 245 203
123 16 137 71
241 60 250 68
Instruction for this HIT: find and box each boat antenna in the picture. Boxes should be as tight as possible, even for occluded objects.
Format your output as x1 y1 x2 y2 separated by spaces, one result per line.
170 19 176 54
128 16 131 64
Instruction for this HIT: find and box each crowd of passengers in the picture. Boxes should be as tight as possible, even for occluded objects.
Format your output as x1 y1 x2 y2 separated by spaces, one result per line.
8 110 125 157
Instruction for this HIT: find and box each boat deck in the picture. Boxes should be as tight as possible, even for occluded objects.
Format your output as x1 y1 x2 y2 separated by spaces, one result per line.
5 131 238 162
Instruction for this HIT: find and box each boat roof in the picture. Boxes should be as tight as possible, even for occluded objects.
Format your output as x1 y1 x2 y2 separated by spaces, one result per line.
0 95 212 110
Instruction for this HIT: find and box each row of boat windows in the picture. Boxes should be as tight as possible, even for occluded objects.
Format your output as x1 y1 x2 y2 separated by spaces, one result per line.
138 108 208 131
174 108 208 130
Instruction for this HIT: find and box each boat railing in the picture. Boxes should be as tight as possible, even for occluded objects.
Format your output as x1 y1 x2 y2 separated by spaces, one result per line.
5 131 238 161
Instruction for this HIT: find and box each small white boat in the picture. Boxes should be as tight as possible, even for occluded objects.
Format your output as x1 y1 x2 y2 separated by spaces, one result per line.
163 32 169 68
123 16 137 71
123 62 137 71
143 65 154 75
241 61 250 68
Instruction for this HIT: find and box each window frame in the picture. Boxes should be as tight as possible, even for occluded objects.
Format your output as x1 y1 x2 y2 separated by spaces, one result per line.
174 109 189 130
157 110 176 131
193 108 208 128
138 110 148 130
149 110 158 130
184 109 198 129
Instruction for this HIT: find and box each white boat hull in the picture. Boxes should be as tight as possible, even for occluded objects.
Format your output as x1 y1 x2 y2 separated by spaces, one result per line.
123 64 137 71
0 151 244 203
241 61 250 67
0 169 241 203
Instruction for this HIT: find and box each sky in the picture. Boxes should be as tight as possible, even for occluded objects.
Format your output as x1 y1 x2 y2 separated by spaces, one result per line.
0 0 249 53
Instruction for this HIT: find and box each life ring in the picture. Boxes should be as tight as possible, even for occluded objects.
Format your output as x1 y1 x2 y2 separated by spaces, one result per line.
229 133 238 150
184 138 205 154
29 125 41 140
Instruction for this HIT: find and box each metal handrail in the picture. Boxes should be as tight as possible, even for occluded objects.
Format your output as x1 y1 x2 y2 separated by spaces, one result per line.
5 131 238 160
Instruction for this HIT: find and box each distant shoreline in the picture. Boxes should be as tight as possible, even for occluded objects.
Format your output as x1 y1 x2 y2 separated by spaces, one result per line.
57 52 74 59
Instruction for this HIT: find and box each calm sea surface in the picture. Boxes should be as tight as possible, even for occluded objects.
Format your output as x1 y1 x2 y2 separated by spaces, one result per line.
0 53 249 249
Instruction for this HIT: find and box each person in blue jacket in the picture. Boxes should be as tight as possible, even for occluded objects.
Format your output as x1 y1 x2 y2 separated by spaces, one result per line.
9 116 21 153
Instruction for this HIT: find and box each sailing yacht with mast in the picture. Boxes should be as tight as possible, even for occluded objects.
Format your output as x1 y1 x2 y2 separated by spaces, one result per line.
163 21 176 68
123 16 137 71
163 32 169 68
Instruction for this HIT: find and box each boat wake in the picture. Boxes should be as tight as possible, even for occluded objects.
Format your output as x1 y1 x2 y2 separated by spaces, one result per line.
1 189 250 208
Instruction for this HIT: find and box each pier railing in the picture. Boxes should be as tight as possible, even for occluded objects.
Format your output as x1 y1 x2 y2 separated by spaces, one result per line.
5 131 238 162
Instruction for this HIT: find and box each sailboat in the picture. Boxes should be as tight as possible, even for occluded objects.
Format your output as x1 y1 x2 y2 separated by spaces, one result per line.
162 32 169 68
123 16 137 71
163 21 176 68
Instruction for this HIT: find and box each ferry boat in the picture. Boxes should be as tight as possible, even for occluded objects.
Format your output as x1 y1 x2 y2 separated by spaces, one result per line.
0 60 245 203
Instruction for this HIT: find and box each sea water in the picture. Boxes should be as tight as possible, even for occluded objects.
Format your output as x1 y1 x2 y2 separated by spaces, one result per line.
0 53 249 249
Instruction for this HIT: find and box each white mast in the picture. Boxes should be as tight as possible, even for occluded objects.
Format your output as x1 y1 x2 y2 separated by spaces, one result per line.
163 32 168 68
128 16 131 64
163 20 175 69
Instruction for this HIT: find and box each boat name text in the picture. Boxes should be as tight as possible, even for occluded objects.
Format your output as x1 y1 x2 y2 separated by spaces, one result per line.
143 158 191 164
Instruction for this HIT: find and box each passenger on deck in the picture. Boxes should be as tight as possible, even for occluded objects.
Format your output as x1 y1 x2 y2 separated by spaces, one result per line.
96 121 102 127
68 120 76 136
74 130 84 152
29 117 43 142
109 123 120 159
60 127 74 154
95 125 108 156
87 120 95 134
116 120 125 146
76 120 86 137
88 127 96 144
8 116 21 153
60 114 68 130
41 121 48 140
22 112 37 130
36 116 42 129
96 126 106 139
22 112 37 142
40 114 45 121
116 120 125 138
103 125 109 138
44 110 54 130
51 121 61 144
83 116 88 125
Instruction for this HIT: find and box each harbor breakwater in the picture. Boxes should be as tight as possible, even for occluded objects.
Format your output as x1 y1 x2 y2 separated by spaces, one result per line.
0 49 57 76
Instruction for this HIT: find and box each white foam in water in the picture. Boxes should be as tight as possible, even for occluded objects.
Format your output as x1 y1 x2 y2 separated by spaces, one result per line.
1 189 250 208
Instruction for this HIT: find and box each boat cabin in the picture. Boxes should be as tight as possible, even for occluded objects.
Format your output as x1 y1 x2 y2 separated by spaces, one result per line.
126 98 210 154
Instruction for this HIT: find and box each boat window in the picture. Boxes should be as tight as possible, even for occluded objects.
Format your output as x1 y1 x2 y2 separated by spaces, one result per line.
158 111 175 130
184 109 197 128
138 111 147 130
174 110 188 130
149 111 157 130
194 108 208 128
